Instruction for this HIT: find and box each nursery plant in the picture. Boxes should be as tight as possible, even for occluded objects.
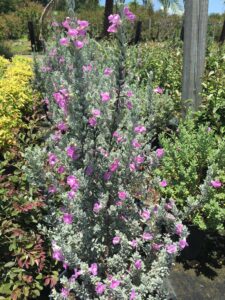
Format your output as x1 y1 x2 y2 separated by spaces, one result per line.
24 1 189 299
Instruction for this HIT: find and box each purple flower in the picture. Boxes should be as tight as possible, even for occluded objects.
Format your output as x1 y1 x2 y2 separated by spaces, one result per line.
93 202 102 214
53 90 69 114
48 153 58 166
95 282 106 295
89 263 98 276
109 159 120 172
175 223 183 236
179 238 189 250
85 165 94 176
132 139 141 149
134 125 146 134
210 180 222 188
152 243 163 251
108 14 121 33
59 37 69 46
63 213 73 224
130 239 138 248
92 108 101 117
134 259 142 270
68 28 78 37
140 209 150 221
110 279 121 289
103 171 112 181
156 148 165 159
57 122 68 132
57 165 65 174
101 92 110 102
66 145 79 160
126 101 133 110
83 64 92 72
67 175 79 191
104 67 113 76
159 180 167 187
124 7 136 22
112 236 121 245
166 244 177 254
52 249 64 261
62 19 70 29
129 163 136 172
130 289 137 300
154 86 164 94
61 287 70 298
127 90 134 97
134 155 145 165
143 232 153 241
48 185 57 194
68 190 76 200
77 20 89 28
74 40 84 49
70 268 82 282
118 191 127 200
88 117 97 127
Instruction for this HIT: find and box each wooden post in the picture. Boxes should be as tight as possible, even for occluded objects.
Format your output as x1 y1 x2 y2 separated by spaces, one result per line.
134 21 142 44
182 0 209 113
28 21 36 52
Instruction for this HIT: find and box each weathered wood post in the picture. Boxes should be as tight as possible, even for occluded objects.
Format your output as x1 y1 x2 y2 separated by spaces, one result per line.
182 0 209 113
28 21 36 52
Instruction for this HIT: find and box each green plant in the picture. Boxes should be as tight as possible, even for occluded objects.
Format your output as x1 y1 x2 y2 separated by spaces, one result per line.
154 117 225 233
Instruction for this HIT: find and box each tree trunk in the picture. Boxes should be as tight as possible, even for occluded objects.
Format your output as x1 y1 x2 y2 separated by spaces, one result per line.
102 0 114 37
182 0 209 113
219 19 225 44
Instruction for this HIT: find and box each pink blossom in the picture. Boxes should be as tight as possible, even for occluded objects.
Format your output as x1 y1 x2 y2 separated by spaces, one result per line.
126 101 133 110
124 7 136 22
175 224 183 236
52 249 64 261
83 64 92 72
166 244 177 254
116 201 123 206
134 259 142 270
210 180 222 188
108 14 121 25
63 262 68 269
130 239 138 248
153 86 164 94
77 20 89 28
53 90 69 113
108 24 119 33
59 56 65 64
104 67 113 76
112 236 121 245
109 159 120 172
57 165 65 174
129 163 136 172
68 190 76 200
57 122 68 132
159 180 167 187
101 92 110 102
63 213 73 224
103 171 112 181
59 37 69 46
134 125 146 134
52 131 62 142
66 145 79 160
95 282 106 295
61 287 70 298
140 209 150 221
91 108 101 117
70 269 82 282
134 155 145 164
51 21 59 27
156 148 165 159
74 40 84 49
110 279 121 289
68 28 78 37
48 185 57 194
88 117 97 127
62 19 70 29
48 153 58 166
130 289 137 300
142 232 153 241
152 243 163 251
179 238 189 250
93 202 102 214
118 191 127 200
67 175 79 191
164 201 173 211
127 90 134 97
89 263 98 276
132 139 141 149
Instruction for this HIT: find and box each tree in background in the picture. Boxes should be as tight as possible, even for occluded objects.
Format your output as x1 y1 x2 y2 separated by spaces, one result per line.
102 0 114 36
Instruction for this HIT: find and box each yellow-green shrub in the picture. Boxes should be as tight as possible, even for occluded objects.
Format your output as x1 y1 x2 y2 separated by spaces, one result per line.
0 55 37 150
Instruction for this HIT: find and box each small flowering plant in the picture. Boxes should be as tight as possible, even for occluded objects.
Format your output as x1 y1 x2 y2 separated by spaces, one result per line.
25 1 188 299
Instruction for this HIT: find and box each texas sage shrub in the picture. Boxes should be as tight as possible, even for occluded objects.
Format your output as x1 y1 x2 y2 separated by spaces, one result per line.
24 1 188 299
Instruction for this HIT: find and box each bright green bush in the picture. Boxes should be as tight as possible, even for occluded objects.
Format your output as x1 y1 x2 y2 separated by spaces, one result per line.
154 118 225 233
